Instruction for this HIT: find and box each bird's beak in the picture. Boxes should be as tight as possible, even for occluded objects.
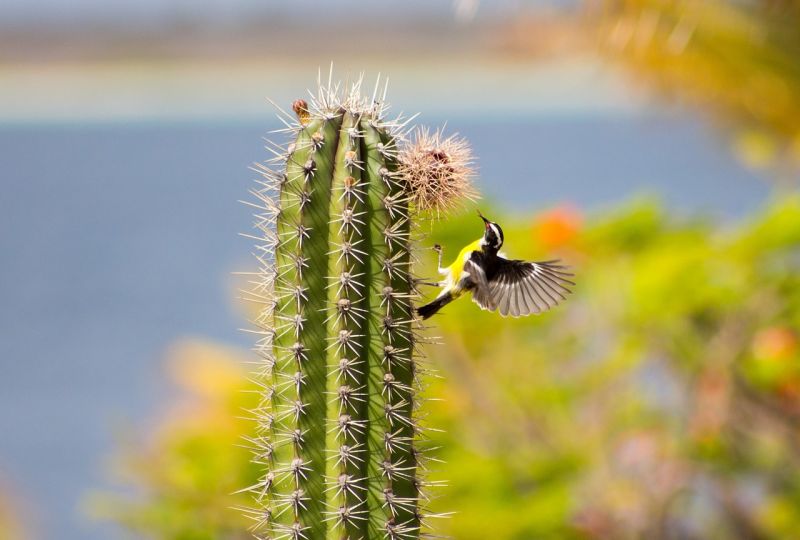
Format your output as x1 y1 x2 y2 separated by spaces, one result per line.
477 209 490 228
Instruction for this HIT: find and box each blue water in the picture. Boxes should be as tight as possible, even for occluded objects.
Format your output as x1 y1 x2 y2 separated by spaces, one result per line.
0 115 768 539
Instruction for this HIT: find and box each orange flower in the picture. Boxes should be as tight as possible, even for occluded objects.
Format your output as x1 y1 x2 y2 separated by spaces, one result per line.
746 327 800 399
777 378 800 403
752 327 798 362
534 205 583 250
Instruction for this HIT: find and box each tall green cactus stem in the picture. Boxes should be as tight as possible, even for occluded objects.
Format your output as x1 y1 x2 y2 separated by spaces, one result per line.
246 82 436 540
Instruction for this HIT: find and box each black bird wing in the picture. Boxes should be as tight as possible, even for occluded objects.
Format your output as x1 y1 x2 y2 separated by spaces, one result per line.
468 255 574 317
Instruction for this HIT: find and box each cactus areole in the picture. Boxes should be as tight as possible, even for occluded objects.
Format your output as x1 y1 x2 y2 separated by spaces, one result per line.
245 78 471 539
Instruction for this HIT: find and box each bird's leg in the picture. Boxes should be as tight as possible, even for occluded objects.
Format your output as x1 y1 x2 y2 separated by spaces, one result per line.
433 244 448 276
415 245 448 288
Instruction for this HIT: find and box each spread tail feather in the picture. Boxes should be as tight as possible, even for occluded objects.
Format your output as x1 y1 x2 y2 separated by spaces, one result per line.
417 292 454 320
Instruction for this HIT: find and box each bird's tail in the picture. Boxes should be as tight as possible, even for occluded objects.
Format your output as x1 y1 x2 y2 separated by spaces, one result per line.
417 292 454 320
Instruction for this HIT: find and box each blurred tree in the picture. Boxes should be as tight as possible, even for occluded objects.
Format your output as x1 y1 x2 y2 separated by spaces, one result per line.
87 340 257 539
591 0 800 180
488 0 800 180
426 198 800 539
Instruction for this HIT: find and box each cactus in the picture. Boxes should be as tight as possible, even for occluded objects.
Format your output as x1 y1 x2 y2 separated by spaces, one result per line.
243 77 474 539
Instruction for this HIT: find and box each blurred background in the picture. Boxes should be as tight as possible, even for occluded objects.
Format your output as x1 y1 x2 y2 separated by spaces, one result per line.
1 0 800 538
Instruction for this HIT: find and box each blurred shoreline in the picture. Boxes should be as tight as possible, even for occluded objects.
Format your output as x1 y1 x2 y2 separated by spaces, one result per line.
0 14 652 123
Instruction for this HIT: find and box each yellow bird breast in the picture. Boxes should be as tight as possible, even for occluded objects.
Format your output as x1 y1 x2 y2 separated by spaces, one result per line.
445 238 483 290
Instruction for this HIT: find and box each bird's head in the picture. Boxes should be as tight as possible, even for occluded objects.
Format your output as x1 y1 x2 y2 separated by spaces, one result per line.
478 210 504 250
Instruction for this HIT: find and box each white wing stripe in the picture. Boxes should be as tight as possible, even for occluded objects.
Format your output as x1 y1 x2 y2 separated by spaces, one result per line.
500 281 511 316
530 276 559 306
514 282 525 316
528 280 550 312
533 268 570 298
519 281 536 315
533 279 557 308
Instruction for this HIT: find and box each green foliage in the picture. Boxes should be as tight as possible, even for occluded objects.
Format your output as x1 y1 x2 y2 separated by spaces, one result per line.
427 196 800 539
595 0 800 174
97 197 800 539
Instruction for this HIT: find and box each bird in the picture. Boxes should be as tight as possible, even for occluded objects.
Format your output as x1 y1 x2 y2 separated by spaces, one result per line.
416 210 575 319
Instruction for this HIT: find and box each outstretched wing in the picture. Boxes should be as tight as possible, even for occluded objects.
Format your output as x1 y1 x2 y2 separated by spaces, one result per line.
484 258 574 317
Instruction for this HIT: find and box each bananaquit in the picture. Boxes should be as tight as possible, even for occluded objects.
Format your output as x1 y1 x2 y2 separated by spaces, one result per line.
417 211 574 319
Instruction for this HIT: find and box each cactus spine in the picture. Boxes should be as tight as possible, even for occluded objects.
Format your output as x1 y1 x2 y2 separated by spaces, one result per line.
246 80 434 540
